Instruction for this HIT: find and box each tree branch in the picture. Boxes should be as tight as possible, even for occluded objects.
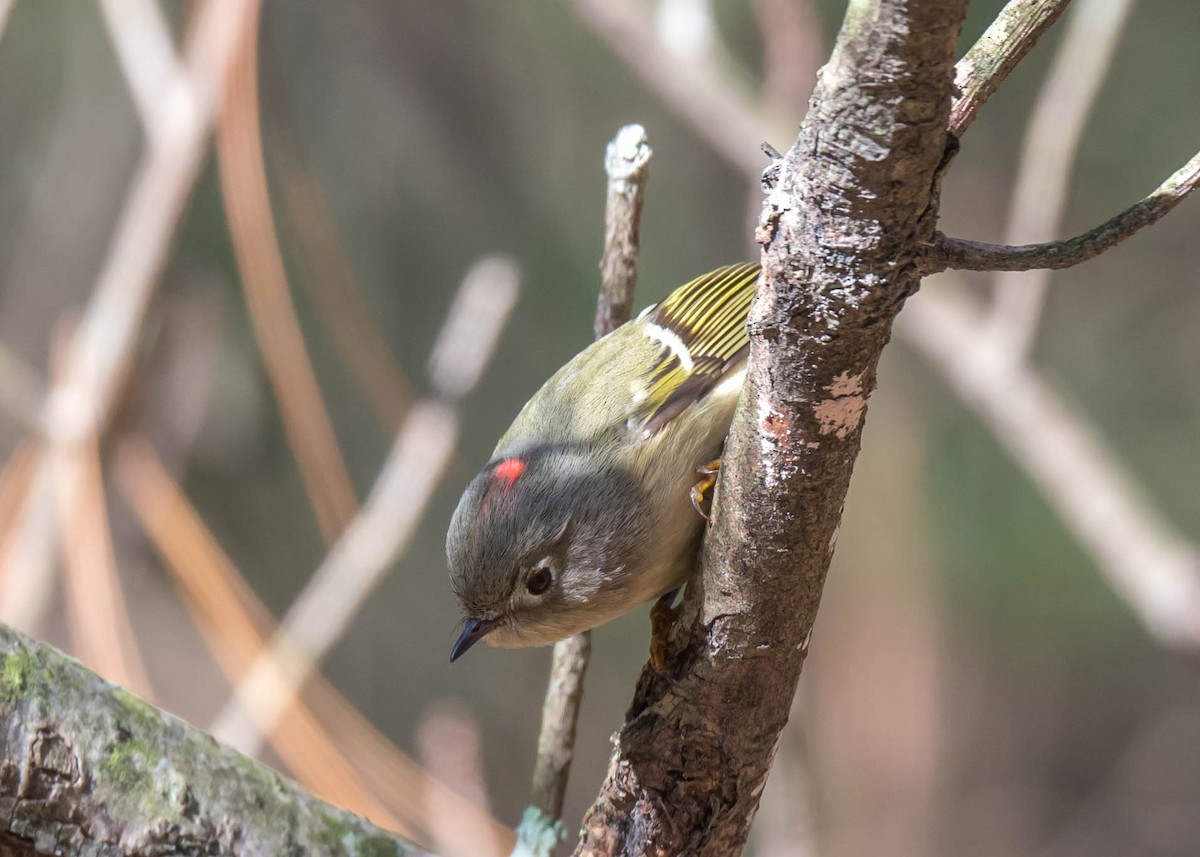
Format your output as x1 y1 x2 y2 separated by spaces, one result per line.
950 0 1073 137
518 124 653 857
575 0 968 852
925 148 1200 273
0 624 426 856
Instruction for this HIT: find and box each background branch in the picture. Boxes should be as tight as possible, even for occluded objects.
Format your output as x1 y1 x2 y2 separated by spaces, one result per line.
0 0 260 632
898 287 1200 653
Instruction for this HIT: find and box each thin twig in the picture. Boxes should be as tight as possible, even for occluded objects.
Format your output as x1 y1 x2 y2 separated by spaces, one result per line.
949 0 1074 138
595 124 652 338
417 700 499 857
926 148 1200 273
515 125 653 857
207 257 519 759
96 0 186 149
0 0 261 630
986 0 1134 358
217 0 359 543
898 287 1200 653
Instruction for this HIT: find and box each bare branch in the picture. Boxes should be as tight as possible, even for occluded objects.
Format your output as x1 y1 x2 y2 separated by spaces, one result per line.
926 148 1200 273
595 123 652 339
898 288 1200 653
96 0 189 148
59 436 153 698
950 0 1073 137
208 258 518 759
987 0 1134 358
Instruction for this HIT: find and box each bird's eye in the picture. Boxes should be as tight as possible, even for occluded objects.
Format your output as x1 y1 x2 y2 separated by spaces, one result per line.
527 566 553 595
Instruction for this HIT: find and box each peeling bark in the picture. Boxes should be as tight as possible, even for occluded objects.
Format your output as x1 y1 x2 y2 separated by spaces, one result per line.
575 1 967 853
0 626 424 857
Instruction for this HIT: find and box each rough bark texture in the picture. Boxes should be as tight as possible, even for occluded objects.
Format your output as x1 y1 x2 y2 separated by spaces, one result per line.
949 0 1071 136
0 625 425 857
575 1 967 854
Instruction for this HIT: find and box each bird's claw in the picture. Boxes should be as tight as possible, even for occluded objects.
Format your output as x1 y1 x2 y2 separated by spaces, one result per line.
689 458 722 523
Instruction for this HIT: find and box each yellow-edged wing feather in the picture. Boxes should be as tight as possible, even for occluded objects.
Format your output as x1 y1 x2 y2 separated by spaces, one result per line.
633 263 760 436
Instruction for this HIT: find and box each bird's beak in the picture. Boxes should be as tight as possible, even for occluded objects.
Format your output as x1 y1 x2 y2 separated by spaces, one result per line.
450 617 498 662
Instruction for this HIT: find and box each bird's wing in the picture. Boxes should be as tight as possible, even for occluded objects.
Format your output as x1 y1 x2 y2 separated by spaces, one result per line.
629 263 760 437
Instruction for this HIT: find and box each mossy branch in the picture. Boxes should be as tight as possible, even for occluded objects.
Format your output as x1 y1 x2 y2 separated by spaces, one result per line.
0 624 427 857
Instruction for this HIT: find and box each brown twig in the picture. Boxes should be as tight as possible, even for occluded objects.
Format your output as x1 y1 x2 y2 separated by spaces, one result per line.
208 257 518 760
949 0 1074 138
216 1 358 544
925 148 1200 273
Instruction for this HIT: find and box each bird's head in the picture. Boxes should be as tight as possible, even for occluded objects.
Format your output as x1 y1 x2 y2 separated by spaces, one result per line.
445 445 651 660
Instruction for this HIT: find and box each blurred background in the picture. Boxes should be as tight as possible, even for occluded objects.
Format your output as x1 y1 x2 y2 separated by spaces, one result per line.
1 0 1198 855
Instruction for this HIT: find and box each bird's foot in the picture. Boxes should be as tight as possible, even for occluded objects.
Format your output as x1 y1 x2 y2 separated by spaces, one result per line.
689 458 722 523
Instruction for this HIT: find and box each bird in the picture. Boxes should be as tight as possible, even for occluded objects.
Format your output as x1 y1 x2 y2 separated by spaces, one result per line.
446 263 760 670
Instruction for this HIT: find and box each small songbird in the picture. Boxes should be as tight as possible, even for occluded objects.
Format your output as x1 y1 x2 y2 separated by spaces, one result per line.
446 263 760 666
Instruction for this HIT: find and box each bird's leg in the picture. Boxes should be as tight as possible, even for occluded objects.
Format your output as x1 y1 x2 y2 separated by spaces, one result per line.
649 588 681 675
689 458 723 522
